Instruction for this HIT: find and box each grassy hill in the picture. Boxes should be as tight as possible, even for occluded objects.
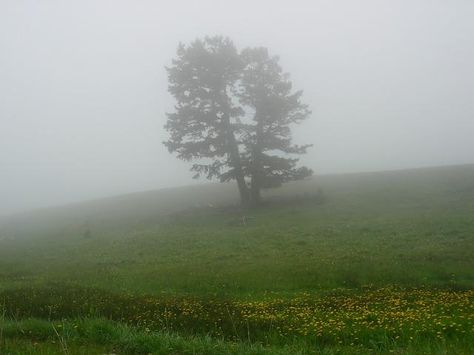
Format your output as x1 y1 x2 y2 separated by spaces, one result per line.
0 164 473 354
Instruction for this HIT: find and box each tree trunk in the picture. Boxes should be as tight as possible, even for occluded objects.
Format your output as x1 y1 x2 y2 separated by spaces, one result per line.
250 114 264 207
229 138 250 206
236 174 250 206
222 113 249 206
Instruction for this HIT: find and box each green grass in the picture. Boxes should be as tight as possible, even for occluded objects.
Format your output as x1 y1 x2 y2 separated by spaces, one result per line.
1 318 302 355
1 318 472 355
0 164 473 353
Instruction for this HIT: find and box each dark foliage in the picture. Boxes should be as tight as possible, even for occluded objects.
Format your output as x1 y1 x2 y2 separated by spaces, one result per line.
164 36 312 206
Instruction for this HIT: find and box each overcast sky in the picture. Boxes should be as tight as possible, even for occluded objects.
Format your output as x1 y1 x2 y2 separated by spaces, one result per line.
1 0 473 215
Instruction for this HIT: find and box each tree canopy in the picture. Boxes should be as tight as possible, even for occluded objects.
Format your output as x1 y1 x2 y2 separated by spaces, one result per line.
164 36 312 206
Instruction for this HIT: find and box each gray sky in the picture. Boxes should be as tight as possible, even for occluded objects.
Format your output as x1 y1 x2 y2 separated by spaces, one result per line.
1 0 473 215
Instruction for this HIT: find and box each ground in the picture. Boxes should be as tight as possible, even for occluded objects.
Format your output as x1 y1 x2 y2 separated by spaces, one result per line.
0 165 473 354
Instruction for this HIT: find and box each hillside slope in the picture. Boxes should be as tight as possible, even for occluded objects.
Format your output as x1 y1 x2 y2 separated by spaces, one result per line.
0 164 473 295
2 164 473 240
1 164 473 354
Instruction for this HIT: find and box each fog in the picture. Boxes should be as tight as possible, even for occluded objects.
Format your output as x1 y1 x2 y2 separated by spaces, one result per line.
1 0 473 215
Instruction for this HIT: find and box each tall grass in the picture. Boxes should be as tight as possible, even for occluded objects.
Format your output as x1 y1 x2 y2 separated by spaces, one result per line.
1 317 473 355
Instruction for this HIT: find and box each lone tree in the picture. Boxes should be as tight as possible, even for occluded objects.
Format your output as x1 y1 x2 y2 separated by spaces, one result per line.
164 36 312 207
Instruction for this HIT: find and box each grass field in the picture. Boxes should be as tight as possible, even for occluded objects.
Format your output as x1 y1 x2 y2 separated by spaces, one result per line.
0 165 473 354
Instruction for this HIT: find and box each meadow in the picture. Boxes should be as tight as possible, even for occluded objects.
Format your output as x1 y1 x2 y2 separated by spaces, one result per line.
0 165 473 354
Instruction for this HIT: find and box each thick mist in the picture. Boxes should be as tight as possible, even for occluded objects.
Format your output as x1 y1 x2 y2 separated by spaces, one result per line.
1 0 473 215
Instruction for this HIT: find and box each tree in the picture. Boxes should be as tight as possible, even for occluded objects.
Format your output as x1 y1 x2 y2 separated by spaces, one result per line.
164 36 250 205
164 36 312 207
239 47 312 205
